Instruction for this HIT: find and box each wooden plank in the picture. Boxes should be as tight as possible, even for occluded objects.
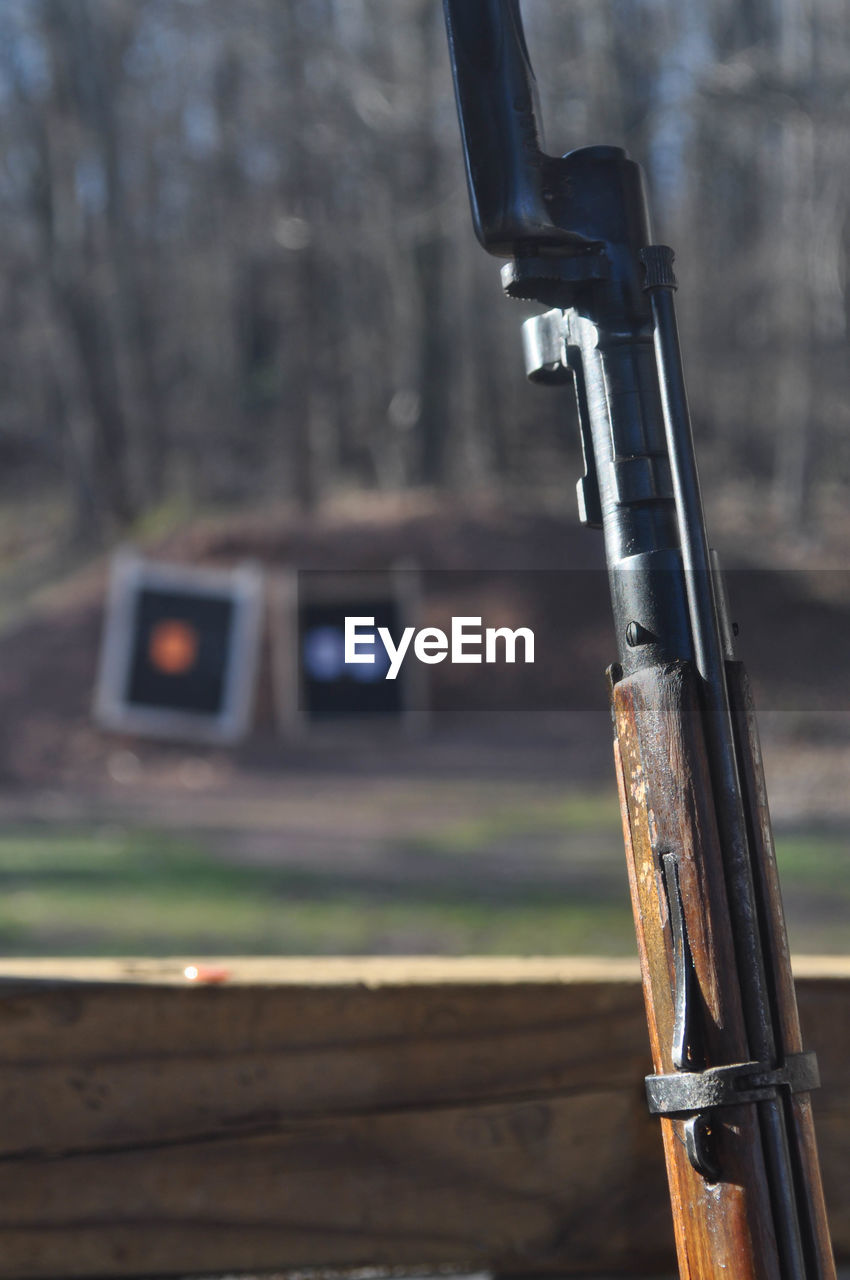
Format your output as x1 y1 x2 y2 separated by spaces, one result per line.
0 957 844 1278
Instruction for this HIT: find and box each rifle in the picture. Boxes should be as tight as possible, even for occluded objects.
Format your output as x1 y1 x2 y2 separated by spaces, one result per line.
442 3 836 1277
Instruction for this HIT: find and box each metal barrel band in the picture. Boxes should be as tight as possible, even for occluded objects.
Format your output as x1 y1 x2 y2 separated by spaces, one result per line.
645 1050 820 1117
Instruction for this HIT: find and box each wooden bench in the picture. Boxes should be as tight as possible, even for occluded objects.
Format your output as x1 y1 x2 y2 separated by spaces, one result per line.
0 957 846 1277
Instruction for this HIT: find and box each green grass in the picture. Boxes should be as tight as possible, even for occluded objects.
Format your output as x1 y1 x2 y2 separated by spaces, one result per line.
0 819 844 957
775 833 850 893
400 791 622 857
0 826 636 957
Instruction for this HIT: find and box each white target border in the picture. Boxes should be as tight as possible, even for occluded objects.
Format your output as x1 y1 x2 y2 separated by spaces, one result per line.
94 550 264 744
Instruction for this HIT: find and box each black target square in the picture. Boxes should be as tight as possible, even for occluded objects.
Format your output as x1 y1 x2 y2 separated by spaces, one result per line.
94 554 263 743
125 587 235 715
299 596 405 721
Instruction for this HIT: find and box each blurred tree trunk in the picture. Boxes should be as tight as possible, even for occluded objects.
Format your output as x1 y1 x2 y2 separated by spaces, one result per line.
42 0 171 518
771 114 815 529
270 1 336 511
12 41 136 531
770 0 816 530
62 0 169 507
414 0 452 488
0 0 847 533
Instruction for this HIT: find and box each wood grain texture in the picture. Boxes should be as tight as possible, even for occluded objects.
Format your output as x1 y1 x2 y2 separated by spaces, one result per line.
613 661 830 1279
0 957 844 1278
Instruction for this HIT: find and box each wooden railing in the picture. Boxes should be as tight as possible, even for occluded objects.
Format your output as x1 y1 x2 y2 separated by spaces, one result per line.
0 956 847 1278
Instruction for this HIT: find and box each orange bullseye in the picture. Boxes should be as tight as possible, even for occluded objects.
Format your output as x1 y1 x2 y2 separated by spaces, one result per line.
148 619 199 676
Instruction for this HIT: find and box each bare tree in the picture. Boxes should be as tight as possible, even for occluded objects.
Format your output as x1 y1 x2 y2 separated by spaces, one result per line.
0 0 846 540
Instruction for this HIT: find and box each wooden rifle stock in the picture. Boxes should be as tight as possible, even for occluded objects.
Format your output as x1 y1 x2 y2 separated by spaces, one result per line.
613 661 834 1277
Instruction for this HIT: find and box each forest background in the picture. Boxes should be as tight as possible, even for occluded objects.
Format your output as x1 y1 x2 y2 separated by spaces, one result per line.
0 0 845 543
0 0 847 960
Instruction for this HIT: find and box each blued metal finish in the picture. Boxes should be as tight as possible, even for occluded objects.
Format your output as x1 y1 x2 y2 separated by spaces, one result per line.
568 344 603 529
566 310 692 676
502 250 610 304
522 311 569 385
646 1053 821 1116
660 853 697 1072
711 548 737 660
684 1114 720 1182
442 0 591 256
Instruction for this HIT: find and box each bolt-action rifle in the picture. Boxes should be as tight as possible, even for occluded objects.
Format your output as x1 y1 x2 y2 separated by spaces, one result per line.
443 3 835 1277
